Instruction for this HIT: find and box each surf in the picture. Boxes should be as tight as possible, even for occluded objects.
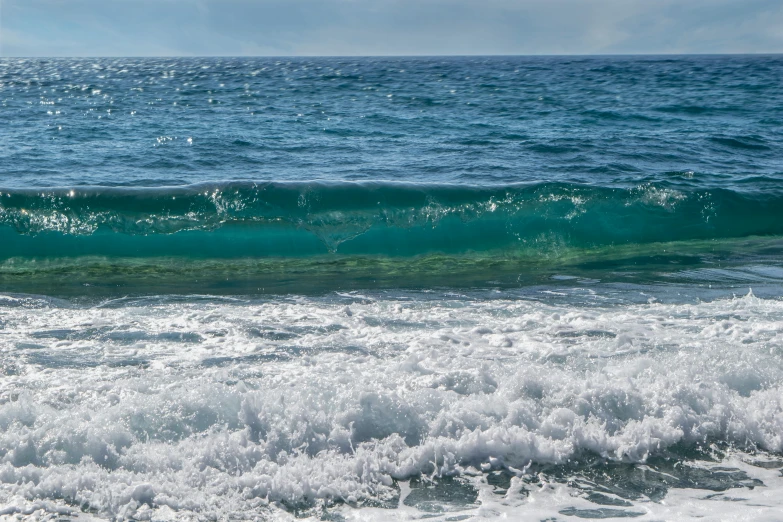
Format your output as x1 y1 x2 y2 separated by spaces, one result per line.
2 181 782 257
3 181 783 294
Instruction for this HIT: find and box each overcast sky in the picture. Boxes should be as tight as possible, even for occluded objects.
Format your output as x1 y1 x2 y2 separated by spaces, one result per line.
1 0 781 57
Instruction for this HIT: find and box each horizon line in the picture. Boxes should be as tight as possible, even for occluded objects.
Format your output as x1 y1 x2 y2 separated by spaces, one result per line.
1 52 782 59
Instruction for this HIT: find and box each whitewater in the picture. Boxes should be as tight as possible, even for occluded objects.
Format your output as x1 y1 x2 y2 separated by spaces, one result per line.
2 289 783 520
1 55 783 520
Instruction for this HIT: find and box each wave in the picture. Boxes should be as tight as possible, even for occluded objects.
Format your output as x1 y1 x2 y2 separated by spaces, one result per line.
1 181 782 259
2 181 783 294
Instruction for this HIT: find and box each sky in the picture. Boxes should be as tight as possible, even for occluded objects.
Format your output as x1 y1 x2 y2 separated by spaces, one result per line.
0 0 781 57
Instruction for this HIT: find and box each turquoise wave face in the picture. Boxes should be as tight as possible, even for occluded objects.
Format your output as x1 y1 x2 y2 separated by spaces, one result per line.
1 182 783 294
2 181 783 254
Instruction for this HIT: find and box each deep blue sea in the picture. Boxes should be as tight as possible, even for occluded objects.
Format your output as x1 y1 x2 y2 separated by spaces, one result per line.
1 56 783 521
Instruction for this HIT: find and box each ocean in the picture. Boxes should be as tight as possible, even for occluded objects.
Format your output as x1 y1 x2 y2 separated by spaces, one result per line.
1 55 782 520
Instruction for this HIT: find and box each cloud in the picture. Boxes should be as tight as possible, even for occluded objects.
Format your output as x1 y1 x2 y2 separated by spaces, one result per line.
1 0 781 56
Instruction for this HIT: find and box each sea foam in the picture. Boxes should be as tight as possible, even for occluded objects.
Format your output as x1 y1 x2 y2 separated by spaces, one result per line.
1 290 782 519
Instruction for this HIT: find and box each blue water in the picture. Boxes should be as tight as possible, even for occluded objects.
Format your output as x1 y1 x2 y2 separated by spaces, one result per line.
1 55 781 188
2 56 783 521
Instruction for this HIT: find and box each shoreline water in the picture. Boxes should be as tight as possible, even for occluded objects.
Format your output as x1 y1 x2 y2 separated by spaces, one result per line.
1 288 783 520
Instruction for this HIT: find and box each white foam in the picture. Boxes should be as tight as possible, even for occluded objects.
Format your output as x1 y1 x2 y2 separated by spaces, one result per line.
0 291 782 519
